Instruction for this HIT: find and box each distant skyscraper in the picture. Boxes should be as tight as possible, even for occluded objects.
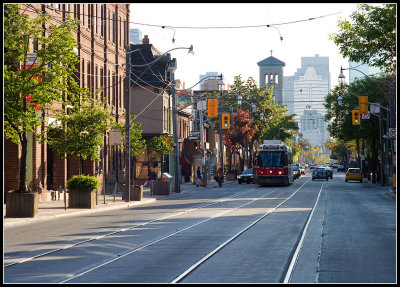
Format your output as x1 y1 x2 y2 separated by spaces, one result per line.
348 61 382 83
130 29 143 44
283 54 330 147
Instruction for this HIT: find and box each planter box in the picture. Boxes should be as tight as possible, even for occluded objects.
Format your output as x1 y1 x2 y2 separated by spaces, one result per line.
6 191 39 217
151 180 170 195
68 189 96 209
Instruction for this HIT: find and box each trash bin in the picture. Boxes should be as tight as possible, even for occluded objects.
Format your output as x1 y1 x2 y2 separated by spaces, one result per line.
162 173 174 193
122 184 143 201
133 185 143 201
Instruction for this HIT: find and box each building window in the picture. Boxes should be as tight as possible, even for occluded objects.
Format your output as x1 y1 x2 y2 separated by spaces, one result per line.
112 12 115 44
100 66 104 100
94 4 97 34
87 4 91 30
100 5 104 37
81 58 85 88
33 38 39 52
73 4 77 19
119 16 121 47
112 71 115 107
87 61 91 91
95 64 98 99
108 70 110 105
275 74 279 85
82 4 85 26
107 8 110 41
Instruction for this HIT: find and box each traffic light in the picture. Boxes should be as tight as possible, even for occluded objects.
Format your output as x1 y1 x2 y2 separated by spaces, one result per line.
352 110 360 125
207 99 218 117
222 113 230 129
359 96 368 114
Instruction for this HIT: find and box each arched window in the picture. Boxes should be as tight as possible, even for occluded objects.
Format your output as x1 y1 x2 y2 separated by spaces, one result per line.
265 74 269 85
270 74 274 84
275 73 279 85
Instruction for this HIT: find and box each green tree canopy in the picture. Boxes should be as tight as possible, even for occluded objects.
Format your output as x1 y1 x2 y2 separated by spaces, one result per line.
330 4 396 74
4 4 80 192
46 95 113 165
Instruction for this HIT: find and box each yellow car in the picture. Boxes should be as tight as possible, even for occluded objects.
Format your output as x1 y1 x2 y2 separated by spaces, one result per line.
345 168 363 183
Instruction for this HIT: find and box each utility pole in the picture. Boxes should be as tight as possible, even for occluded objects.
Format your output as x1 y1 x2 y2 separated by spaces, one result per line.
199 108 207 186
125 45 131 201
219 97 224 181
170 59 180 193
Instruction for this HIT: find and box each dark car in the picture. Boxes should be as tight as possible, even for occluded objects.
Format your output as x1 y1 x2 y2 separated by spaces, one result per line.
238 168 254 184
323 166 333 179
312 168 328 181
337 164 345 172
293 166 300 180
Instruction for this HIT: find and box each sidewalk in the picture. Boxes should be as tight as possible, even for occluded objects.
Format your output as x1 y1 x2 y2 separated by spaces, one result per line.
4 180 229 227
366 179 396 200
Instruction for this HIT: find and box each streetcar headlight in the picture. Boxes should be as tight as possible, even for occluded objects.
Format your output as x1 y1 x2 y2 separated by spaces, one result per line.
279 171 282 175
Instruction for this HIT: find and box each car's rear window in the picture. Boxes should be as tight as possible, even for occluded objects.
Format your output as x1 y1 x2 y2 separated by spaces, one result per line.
348 168 360 173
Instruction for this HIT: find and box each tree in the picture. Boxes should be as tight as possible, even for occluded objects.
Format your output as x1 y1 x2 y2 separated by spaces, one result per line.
4 4 80 192
224 109 258 170
46 95 113 174
148 135 173 157
330 4 396 74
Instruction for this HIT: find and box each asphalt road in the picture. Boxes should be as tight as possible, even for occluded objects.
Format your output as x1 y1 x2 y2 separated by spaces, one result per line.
4 170 396 283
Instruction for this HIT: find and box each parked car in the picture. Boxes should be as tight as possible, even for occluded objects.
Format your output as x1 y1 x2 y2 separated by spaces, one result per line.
345 168 362 182
332 163 339 169
309 164 316 170
323 166 333 179
312 168 328 181
337 164 345 172
238 168 254 184
293 166 300 180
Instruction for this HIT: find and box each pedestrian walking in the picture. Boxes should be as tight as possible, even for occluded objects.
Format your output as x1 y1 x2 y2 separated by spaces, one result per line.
196 167 202 187
148 167 157 195
148 167 157 181
217 168 223 188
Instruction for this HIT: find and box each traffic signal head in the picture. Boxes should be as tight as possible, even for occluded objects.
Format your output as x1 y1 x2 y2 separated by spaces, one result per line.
352 110 360 125
359 96 368 114
207 99 218 117
222 113 230 129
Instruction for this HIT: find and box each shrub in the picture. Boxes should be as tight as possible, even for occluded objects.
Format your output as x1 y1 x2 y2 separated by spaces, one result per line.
67 175 99 191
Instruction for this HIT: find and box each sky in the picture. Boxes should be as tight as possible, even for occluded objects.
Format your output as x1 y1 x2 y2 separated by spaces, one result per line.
129 3 360 91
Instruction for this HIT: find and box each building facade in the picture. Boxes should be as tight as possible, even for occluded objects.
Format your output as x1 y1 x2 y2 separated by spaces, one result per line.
4 4 129 199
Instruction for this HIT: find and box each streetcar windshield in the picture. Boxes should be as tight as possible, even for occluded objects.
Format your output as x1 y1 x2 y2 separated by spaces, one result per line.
257 151 288 167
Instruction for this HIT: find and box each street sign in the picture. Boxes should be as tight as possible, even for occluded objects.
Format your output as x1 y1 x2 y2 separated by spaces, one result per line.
27 53 37 65
362 113 370 119
109 130 122 145
389 128 396 138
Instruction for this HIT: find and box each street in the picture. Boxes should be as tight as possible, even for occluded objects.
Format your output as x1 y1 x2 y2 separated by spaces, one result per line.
4 170 396 283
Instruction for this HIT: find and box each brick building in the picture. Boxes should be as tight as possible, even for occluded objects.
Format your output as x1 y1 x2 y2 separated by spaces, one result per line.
4 4 130 199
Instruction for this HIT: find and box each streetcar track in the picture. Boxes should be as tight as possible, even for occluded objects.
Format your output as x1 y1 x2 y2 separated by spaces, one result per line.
170 178 312 283
282 180 324 283
60 185 281 283
4 187 255 268
6 177 314 284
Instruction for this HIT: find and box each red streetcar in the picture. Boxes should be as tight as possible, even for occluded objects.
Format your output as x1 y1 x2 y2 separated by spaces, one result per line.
253 140 294 186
